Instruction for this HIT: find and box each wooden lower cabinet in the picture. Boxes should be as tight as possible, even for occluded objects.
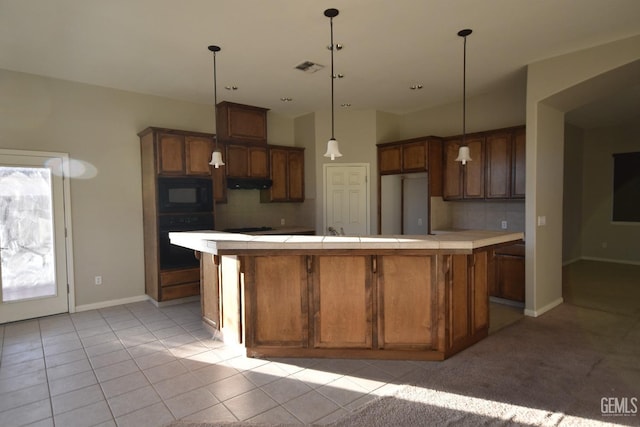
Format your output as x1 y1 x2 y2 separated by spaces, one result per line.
378 256 434 350
490 243 525 302
202 250 492 360
159 268 200 301
250 256 308 347
314 256 372 348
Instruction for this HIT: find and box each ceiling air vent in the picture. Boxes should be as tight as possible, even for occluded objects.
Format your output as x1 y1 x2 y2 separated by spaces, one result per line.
295 61 324 73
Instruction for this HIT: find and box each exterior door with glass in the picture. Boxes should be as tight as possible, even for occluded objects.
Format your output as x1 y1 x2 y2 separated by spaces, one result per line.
0 150 72 323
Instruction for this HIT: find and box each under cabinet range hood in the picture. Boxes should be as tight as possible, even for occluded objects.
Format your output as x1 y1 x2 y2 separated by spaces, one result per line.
226 177 273 190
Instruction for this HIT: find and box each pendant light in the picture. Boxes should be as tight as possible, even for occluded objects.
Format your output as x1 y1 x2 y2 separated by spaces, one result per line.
323 8 343 161
208 45 225 168
455 29 473 166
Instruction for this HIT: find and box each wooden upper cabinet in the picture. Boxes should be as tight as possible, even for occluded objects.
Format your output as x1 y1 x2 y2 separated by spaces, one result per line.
402 141 428 172
379 145 402 175
157 132 213 176
248 146 268 177
443 139 463 200
512 127 526 198
216 101 269 144
378 141 429 175
212 159 227 203
287 149 305 201
157 134 185 175
185 136 214 176
485 132 512 199
464 137 485 199
485 126 526 199
377 138 441 190
443 136 484 200
264 146 305 203
225 143 268 178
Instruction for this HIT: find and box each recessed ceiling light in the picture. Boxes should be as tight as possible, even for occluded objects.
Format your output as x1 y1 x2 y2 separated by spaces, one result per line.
341 103 351 107
280 97 293 102
225 86 238 90
410 84 423 90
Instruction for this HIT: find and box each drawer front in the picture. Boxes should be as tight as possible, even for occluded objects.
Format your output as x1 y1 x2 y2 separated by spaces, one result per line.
161 283 200 301
160 268 200 287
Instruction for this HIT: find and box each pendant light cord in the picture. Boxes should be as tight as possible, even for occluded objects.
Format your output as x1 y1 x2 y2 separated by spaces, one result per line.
462 33 467 146
329 16 335 140
213 50 219 150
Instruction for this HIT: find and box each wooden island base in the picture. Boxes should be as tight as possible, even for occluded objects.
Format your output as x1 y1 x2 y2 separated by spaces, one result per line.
201 250 494 361
169 230 524 361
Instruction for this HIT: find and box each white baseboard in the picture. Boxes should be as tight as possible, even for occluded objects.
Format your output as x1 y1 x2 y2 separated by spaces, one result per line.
562 257 582 266
75 295 150 312
524 297 563 317
580 256 640 266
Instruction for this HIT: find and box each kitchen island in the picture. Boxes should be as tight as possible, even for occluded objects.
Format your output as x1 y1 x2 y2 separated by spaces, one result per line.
170 230 523 360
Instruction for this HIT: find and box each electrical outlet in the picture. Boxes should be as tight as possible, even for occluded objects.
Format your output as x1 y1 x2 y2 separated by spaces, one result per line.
418 218 423 226
537 216 547 226
94 276 102 285
280 218 285 226
501 220 508 229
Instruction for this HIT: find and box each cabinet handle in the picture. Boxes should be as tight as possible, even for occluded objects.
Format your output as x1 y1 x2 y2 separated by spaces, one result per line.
306 256 313 273
371 256 377 273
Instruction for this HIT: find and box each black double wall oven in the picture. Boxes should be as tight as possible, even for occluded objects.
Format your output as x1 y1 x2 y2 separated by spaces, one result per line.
157 177 214 270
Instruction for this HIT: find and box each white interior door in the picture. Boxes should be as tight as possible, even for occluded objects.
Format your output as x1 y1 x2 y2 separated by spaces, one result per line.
324 164 370 236
0 150 73 323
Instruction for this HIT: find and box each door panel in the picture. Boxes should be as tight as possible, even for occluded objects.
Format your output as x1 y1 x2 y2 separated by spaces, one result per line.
324 164 369 235
0 150 71 323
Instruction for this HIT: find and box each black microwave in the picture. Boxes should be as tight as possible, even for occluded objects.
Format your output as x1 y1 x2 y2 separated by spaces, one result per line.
157 177 213 213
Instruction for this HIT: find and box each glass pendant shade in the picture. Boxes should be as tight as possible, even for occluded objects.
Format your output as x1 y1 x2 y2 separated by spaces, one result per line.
209 149 225 168
324 138 342 161
455 145 471 165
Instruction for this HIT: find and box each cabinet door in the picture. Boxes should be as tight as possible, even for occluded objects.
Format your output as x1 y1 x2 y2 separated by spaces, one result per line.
378 145 402 175
443 139 463 200
225 144 248 177
217 102 268 143
269 148 288 201
248 146 268 178
463 137 485 199
157 134 185 175
485 132 512 199
313 256 372 349
212 162 226 203
287 149 305 202
402 141 428 172
378 256 434 349
185 136 213 176
246 256 308 347
496 255 525 302
511 128 526 198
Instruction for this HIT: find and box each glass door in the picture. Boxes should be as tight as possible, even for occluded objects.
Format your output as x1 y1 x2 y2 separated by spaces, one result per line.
0 150 71 323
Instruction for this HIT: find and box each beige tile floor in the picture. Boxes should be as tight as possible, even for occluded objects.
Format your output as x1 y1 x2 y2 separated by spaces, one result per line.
0 300 521 427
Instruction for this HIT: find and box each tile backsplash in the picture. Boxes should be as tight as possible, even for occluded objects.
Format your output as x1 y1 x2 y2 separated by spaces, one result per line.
431 197 525 232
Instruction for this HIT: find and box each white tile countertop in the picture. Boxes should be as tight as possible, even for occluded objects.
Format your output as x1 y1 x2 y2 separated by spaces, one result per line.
169 230 524 254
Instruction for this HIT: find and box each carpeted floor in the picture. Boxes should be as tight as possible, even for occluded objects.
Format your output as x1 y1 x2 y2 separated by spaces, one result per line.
166 260 640 427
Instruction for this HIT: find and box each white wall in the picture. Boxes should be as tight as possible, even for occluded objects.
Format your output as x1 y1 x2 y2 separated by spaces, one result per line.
312 109 378 235
563 123 584 264
0 69 296 307
581 121 640 263
526 34 640 316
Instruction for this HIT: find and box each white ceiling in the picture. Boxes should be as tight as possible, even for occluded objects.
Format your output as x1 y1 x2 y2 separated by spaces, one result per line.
1 0 639 121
